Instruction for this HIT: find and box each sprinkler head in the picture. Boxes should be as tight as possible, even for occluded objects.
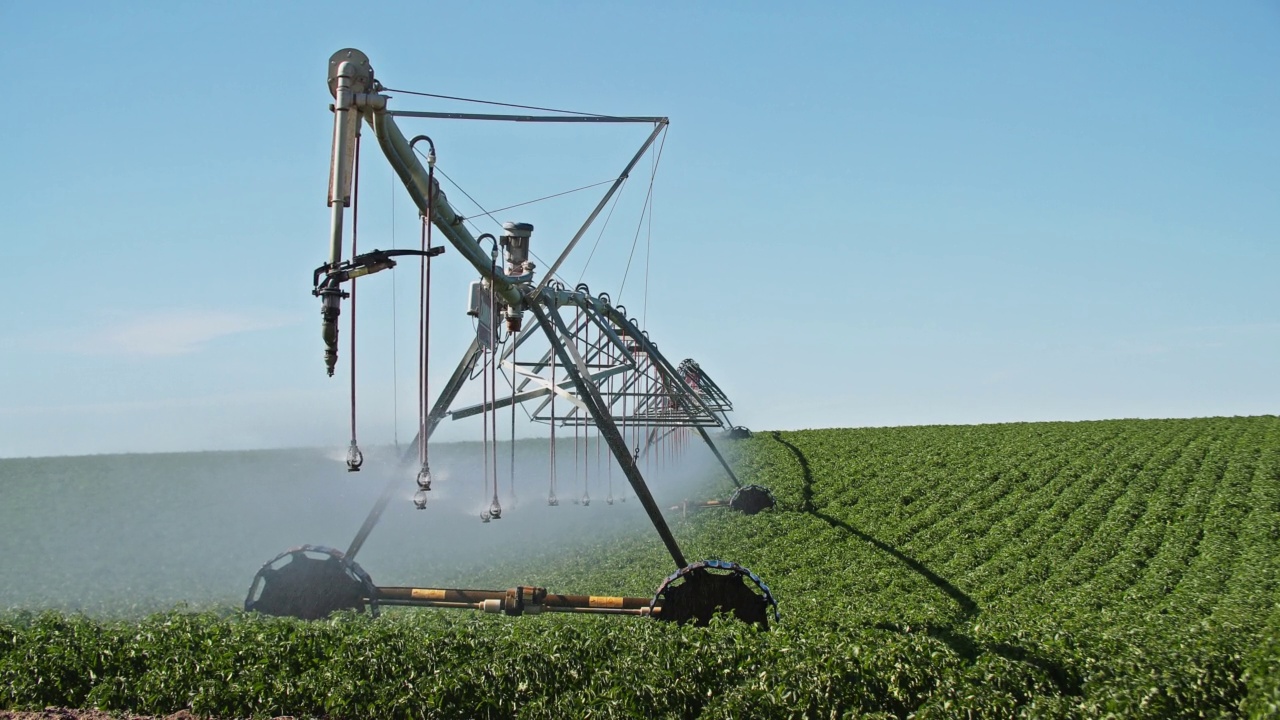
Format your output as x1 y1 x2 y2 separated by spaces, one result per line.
489 499 503 520
412 489 428 510
548 494 558 506
480 510 491 523
606 495 614 505
415 465 433 491
345 441 363 472
581 494 590 507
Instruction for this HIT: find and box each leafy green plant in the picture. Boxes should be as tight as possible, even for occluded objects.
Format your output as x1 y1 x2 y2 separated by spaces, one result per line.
2 416 1278 717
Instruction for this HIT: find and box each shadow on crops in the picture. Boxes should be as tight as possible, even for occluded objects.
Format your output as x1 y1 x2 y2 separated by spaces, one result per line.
770 431 978 617
874 621 1083 696
769 431 1082 697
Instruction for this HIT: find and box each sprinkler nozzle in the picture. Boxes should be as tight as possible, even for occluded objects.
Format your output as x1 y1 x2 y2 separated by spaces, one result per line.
345 440 363 472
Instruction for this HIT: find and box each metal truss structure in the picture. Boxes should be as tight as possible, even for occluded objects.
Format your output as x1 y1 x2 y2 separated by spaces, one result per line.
246 48 774 627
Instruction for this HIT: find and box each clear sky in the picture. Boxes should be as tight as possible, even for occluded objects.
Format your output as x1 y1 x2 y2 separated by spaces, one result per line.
1 2 1276 458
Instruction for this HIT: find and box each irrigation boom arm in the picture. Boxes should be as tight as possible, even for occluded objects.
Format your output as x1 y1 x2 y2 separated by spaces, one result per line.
327 50 530 296
321 49 670 377
321 49 529 375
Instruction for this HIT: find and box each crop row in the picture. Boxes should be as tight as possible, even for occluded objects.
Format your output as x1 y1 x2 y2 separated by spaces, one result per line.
2 416 1278 717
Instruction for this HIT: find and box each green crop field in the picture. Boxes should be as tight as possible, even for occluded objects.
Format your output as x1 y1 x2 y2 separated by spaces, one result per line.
3 416 1279 718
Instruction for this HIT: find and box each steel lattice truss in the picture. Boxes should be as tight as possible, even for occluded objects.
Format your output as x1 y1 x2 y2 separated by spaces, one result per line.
677 358 733 418
448 286 731 432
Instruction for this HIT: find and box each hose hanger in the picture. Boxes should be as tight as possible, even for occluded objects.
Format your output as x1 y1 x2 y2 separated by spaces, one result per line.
347 133 364 471
509 335 518 509
476 233 502 522
413 134 437 509
548 341 558 507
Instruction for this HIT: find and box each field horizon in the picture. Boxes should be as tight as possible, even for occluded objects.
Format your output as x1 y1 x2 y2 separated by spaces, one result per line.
6 412 1274 462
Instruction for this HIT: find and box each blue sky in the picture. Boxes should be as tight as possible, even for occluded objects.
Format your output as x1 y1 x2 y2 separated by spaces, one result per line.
1 2 1276 458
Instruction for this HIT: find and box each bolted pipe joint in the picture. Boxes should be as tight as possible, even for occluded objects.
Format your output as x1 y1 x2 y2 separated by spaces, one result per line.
501 222 534 332
353 92 388 112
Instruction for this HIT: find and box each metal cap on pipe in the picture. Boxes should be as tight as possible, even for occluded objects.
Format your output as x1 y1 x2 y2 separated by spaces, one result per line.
502 221 534 237
328 48 374 97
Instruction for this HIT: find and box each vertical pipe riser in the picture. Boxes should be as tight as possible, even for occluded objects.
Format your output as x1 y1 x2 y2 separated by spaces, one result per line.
327 62 360 266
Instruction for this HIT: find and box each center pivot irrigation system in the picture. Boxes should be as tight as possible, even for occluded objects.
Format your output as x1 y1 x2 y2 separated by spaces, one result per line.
246 49 777 627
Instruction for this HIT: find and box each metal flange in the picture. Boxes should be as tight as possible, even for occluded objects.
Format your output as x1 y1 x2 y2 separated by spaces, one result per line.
327 48 375 97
